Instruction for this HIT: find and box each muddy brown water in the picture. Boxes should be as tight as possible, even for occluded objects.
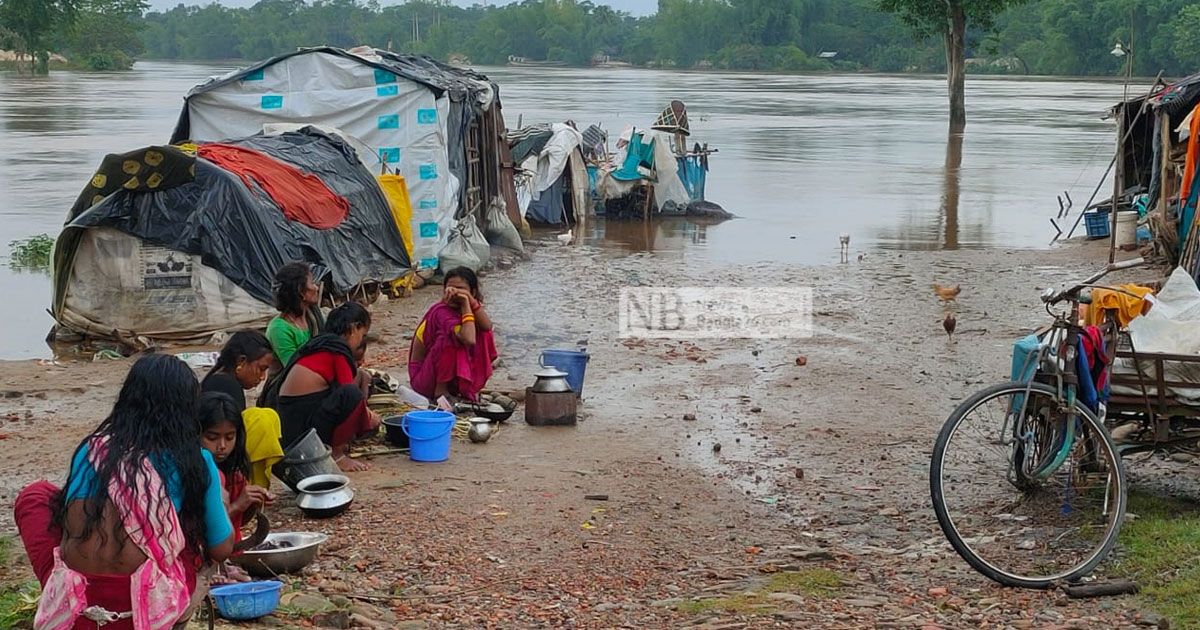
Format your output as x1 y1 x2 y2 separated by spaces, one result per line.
0 62 1136 358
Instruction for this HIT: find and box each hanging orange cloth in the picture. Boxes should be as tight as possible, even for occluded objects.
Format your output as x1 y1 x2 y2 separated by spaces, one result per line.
1182 103 1200 205
1084 284 1156 328
198 144 349 229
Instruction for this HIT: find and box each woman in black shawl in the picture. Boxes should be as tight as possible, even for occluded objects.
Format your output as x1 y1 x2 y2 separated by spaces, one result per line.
262 303 380 472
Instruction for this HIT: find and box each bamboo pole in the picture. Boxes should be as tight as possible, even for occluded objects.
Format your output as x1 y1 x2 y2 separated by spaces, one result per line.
1109 106 1125 263
1061 72 1163 242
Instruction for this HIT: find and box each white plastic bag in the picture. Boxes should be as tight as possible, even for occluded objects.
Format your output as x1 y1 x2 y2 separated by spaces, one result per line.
483 198 524 251
438 223 482 272
459 214 491 267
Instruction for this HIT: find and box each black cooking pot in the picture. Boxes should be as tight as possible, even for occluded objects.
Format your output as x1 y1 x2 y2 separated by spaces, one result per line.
382 415 410 449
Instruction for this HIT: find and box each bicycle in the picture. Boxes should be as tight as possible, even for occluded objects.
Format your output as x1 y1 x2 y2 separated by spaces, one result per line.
929 257 1145 588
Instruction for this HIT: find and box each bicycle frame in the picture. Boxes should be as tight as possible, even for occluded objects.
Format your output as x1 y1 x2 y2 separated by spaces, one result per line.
1005 313 1086 483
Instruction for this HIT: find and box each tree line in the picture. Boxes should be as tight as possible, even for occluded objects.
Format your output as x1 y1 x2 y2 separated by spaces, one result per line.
2 0 1198 76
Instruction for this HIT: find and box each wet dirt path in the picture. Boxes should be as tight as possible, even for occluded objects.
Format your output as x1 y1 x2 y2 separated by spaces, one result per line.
0 236 1166 628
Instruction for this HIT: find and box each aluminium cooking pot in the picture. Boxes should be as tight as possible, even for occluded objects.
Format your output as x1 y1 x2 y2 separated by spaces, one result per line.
295 474 354 518
531 367 573 393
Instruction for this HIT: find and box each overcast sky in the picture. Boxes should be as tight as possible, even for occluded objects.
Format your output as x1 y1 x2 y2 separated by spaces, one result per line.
148 0 657 15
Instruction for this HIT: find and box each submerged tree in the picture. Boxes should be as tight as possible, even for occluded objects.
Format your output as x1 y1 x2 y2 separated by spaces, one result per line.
0 0 79 73
878 0 1027 130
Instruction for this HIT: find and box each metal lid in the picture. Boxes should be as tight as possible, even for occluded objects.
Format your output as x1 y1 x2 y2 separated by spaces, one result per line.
535 367 569 379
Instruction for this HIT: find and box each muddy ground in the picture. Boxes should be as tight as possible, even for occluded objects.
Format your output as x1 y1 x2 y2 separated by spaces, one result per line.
0 235 1177 629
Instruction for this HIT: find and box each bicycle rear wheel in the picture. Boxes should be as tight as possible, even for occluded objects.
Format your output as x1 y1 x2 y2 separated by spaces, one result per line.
930 382 1126 588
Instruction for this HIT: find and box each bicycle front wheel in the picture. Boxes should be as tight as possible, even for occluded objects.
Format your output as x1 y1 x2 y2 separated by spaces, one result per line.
930 382 1126 588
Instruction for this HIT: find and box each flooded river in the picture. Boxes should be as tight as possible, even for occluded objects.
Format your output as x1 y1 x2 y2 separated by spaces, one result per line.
0 62 1132 358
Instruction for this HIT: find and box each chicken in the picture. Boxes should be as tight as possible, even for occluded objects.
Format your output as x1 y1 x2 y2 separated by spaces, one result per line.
933 283 962 303
556 229 574 245
943 313 957 339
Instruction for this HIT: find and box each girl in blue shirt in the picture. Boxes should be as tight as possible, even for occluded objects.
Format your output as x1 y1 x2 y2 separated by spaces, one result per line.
13 353 233 629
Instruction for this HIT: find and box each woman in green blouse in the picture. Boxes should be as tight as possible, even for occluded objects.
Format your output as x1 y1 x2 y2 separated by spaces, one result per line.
266 262 322 366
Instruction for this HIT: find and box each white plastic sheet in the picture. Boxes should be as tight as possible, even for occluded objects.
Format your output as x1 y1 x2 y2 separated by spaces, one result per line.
1113 267 1200 403
59 227 276 342
183 50 458 270
531 124 583 199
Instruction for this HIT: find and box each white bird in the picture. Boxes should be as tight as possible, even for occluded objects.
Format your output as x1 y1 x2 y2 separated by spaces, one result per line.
556 229 574 245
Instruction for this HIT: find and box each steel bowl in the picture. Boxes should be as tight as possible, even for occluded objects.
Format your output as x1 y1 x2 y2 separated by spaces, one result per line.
296 474 354 519
230 532 328 577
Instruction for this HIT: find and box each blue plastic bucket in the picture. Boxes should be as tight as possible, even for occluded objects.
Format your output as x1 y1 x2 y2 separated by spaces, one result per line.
540 349 590 397
401 410 456 462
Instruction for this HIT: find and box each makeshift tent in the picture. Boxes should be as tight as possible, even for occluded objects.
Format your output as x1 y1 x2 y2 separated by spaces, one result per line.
512 124 590 227
595 127 691 213
1113 70 1200 277
52 128 411 343
170 46 516 270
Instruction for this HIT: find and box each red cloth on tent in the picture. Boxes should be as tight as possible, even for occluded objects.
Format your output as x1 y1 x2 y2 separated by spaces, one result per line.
198 144 350 229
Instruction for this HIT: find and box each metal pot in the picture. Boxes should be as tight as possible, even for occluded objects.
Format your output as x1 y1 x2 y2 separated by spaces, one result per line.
295 474 354 518
531 367 573 393
468 417 493 443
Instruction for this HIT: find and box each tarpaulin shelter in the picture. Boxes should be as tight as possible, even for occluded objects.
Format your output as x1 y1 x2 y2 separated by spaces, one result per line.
51 128 411 344
1112 71 1200 276
595 126 692 216
170 46 518 270
510 123 591 227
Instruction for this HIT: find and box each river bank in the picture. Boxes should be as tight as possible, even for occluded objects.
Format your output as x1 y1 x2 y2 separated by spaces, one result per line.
0 237 1180 628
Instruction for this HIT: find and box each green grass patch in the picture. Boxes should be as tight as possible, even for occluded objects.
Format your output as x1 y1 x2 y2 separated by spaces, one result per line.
1112 491 1200 627
766 567 843 597
676 593 775 615
675 568 844 617
0 581 39 629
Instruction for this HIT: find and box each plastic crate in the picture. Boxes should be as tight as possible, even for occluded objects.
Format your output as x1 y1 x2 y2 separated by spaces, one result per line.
1084 211 1111 239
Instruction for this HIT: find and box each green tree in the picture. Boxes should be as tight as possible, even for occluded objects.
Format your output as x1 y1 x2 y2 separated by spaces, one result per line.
0 0 79 73
126 0 1196 79
1168 4 1200 70
60 0 148 70
878 0 1027 130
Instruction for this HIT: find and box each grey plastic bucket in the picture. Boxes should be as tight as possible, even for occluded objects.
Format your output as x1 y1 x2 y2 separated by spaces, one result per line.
273 429 339 492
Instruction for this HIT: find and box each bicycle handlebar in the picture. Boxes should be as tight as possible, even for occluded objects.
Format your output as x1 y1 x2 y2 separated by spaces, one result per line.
1041 257 1145 305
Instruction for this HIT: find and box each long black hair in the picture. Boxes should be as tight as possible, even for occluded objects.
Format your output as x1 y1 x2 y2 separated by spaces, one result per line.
325 302 371 336
203 330 272 386
198 392 249 479
273 262 311 317
54 354 210 555
444 266 482 301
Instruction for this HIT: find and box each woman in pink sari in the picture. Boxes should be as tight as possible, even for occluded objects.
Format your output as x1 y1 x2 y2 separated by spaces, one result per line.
409 267 498 403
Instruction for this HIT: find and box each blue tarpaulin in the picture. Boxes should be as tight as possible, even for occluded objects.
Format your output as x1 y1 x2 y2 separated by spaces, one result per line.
678 155 707 202
527 175 567 224
612 132 655 182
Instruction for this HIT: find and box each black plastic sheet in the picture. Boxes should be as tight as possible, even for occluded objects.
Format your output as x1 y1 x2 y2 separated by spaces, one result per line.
54 128 410 317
